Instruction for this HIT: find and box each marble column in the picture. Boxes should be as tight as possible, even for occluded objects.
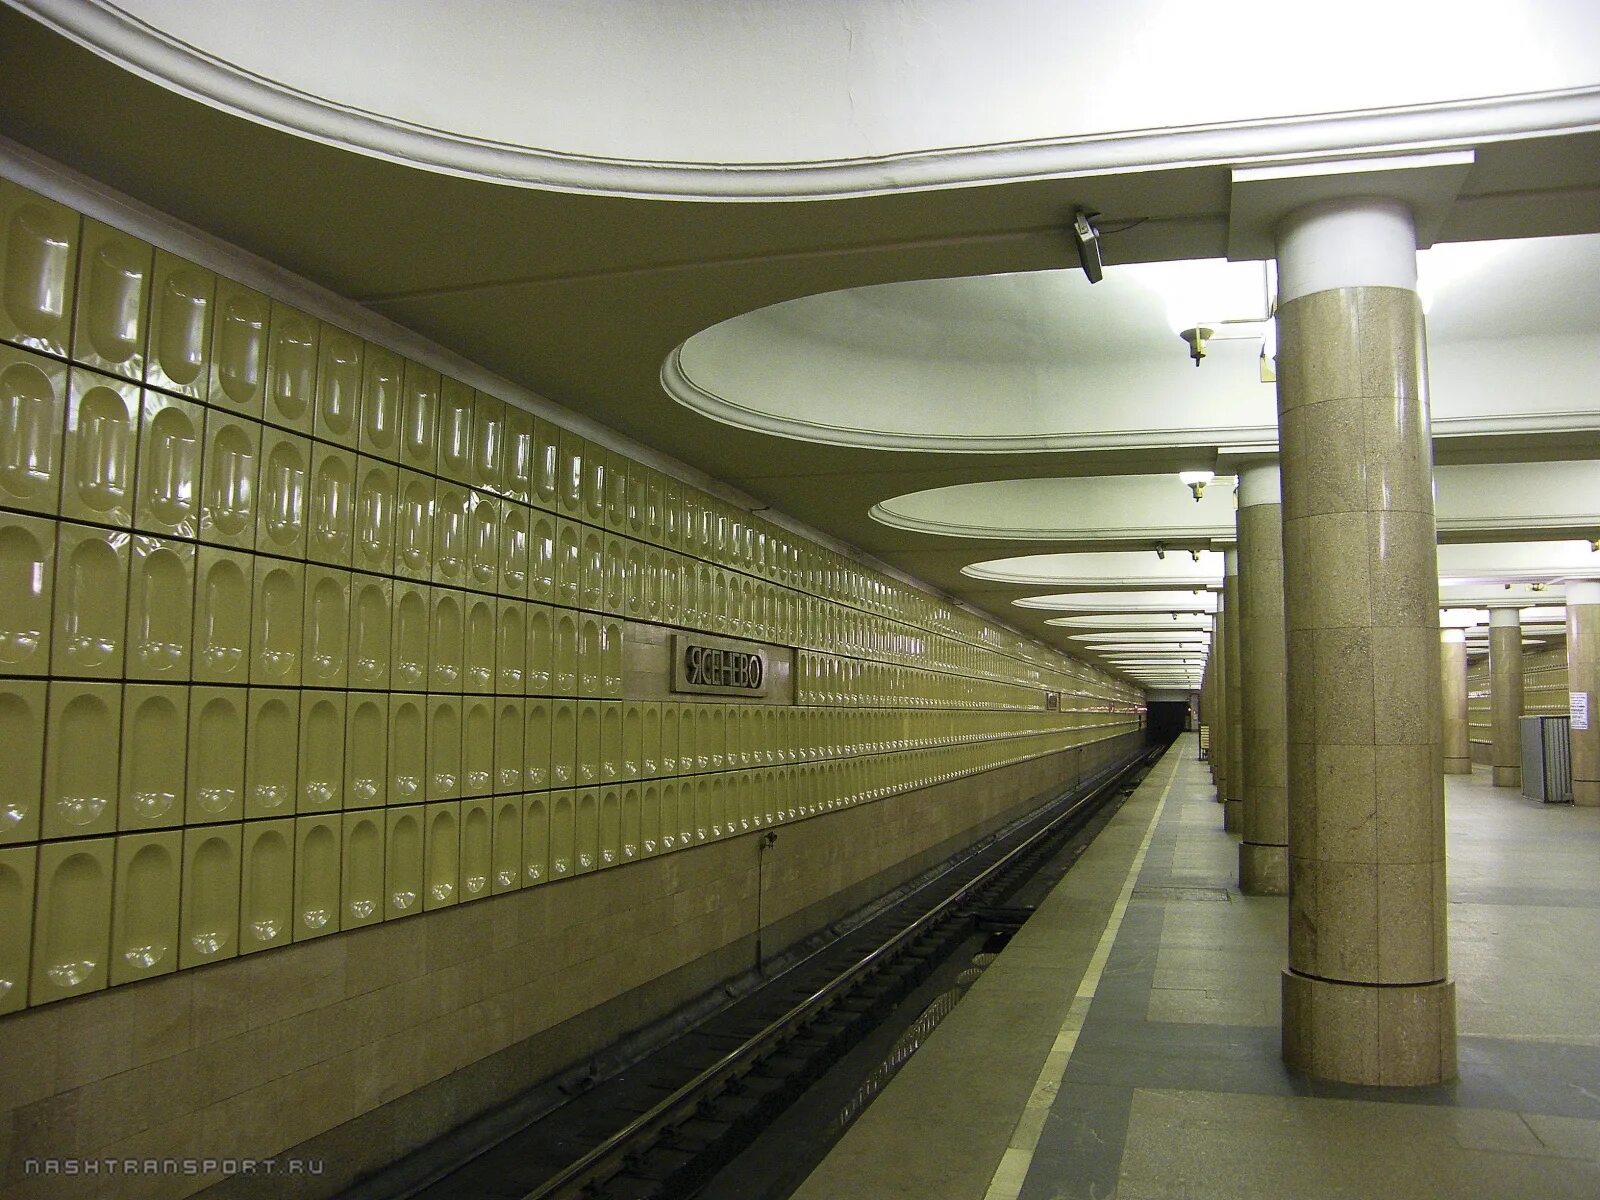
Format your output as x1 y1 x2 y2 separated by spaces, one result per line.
1275 196 1454 1085
1238 459 1288 894
1440 628 1471 774
1488 607 1524 788
1223 547 1244 831
1568 581 1600 807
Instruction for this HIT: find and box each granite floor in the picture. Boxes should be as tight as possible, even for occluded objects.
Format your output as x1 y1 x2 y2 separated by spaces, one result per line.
791 735 1600 1200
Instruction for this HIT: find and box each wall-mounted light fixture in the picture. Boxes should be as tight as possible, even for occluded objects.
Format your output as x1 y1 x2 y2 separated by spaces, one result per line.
1178 470 1214 502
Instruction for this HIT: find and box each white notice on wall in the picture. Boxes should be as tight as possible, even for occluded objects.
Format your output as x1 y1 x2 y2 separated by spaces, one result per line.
1573 692 1590 732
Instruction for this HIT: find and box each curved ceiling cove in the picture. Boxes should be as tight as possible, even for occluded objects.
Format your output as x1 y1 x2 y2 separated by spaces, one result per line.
1050 614 1215 631
1023 590 1220 614
887 475 1238 543
963 549 1225 588
669 265 1277 452
672 234 1600 456
23 1 1600 198
1070 631 1212 643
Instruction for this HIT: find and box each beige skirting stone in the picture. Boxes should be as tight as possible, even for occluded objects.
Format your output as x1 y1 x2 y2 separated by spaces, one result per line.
1283 970 1456 1086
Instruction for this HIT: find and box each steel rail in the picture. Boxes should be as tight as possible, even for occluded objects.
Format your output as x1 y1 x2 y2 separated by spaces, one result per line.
520 746 1157 1200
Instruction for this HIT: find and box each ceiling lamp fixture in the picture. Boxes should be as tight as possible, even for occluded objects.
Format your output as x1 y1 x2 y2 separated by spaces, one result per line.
1071 210 1103 283
1178 325 1212 366
1169 261 1276 369
1178 470 1214 502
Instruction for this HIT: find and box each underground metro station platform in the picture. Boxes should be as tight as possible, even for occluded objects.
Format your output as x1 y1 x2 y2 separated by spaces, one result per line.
1 5 1599 1198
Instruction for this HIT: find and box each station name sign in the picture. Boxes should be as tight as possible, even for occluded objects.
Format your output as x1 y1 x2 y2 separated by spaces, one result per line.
672 634 769 697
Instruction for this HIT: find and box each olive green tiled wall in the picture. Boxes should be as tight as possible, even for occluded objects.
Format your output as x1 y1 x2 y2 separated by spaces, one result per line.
1465 638 1569 765
0 176 1142 1019
1523 642 1570 717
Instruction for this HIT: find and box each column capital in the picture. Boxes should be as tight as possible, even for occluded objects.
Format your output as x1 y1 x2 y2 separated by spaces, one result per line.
1277 197 1418 301
1569 581 1600 606
1488 606 1523 628
1235 457 1281 509
1229 150 1474 261
1440 627 1467 644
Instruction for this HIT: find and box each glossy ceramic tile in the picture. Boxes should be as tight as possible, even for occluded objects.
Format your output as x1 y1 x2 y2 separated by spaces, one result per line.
341 810 383 929
301 565 350 688
250 556 304 685
307 443 356 566
263 301 319 432
71 219 151 381
437 376 474 482
187 686 245 823
313 325 363 448
292 813 341 940
349 572 392 689
359 343 403 461
0 680 46 843
388 694 427 806
30 836 113 1003
256 425 311 558
135 390 203 538
119 683 187 830
61 366 138 526
459 797 492 902
353 456 396 575
384 805 424 920
298 690 347 813
199 405 259 548
145 250 215 398
0 511 54 676
491 796 522 894
244 688 298 819
180 823 240 968
109 829 181 984
126 535 194 681
44 681 120 838
0 179 79 356
345 692 388 809
238 818 294 954
207 276 269 417
424 801 459 909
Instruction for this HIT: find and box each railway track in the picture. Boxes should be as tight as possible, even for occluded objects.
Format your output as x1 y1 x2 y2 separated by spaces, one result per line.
352 743 1164 1200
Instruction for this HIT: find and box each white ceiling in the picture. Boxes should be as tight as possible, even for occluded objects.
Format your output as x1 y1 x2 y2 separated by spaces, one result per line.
58 0 1600 194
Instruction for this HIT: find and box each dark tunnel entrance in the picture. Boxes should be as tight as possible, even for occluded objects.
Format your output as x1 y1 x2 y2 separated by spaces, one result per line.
1145 700 1191 746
